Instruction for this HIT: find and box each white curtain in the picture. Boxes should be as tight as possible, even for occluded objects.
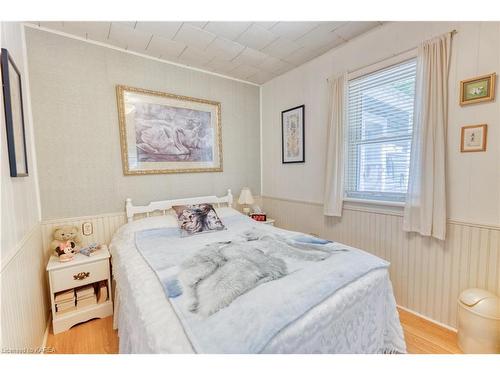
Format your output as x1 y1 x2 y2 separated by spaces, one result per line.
403 33 452 240
324 73 347 217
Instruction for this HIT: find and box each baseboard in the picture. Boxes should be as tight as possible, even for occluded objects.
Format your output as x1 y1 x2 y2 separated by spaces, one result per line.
397 305 457 333
41 313 51 354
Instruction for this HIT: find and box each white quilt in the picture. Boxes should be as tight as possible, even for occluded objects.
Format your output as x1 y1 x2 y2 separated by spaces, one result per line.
109 208 406 354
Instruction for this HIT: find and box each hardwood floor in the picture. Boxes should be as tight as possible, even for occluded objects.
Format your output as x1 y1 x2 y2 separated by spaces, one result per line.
398 308 462 354
45 308 462 354
46 316 118 354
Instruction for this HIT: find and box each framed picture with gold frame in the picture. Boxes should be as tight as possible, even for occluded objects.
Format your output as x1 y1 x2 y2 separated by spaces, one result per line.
460 73 496 106
116 85 222 175
460 124 487 152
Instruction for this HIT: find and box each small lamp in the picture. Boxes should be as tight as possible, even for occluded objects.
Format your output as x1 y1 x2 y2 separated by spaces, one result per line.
238 187 254 215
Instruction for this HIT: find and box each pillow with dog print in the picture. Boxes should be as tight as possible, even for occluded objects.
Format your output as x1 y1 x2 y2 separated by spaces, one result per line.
172 203 225 237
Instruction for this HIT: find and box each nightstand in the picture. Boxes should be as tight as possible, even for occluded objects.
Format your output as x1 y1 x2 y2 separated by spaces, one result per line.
46 246 113 334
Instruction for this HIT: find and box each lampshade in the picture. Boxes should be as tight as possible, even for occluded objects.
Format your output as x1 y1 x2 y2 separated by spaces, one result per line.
238 187 254 205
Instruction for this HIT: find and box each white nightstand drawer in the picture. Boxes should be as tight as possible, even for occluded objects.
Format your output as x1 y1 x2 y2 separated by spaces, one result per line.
50 259 108 293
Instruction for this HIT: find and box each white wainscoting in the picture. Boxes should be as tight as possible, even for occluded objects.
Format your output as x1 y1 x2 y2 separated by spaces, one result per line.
1 224 49 351
262 196 500 329
41 212 127 257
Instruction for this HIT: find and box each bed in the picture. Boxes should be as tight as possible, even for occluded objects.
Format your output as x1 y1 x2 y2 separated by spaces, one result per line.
109 190 406 353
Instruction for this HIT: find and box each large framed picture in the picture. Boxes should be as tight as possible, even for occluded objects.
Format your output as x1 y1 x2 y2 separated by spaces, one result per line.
116 85 222 175
281 105 305 163
1 48 28 177
460 73 496 106
461 124 487 152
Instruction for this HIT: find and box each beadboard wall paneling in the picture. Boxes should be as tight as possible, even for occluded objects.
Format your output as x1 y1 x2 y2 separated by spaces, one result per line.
41 212 127 257
0 224 49 351
262 196 500 329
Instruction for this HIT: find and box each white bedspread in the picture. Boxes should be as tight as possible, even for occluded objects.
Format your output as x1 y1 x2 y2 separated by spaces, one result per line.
110 209 406 354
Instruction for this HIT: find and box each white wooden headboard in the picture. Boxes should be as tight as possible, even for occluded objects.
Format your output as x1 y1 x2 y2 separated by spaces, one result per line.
125 189 233 223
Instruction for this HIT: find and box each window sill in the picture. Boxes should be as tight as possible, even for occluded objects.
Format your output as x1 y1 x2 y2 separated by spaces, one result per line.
343 197 405 216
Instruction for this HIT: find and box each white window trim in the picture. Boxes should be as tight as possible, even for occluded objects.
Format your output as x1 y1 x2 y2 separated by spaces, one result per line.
347 48 417 81
343 49 418 207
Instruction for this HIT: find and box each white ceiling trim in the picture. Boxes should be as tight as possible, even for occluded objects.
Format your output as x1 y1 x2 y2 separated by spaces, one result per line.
23 22 261 87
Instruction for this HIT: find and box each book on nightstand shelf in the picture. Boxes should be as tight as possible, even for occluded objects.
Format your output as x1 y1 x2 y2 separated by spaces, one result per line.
96 281 108 304
77 294 97 309
75 285 95 299
54 289 75 303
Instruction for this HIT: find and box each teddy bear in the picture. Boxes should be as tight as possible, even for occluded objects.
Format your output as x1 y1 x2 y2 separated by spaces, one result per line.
50 225 82 262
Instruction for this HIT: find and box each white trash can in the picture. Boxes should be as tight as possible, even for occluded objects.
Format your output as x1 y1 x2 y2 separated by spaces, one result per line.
457 288 500 353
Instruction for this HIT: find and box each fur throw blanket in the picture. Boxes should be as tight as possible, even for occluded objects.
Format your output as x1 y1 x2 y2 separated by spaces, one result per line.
178 232 332 316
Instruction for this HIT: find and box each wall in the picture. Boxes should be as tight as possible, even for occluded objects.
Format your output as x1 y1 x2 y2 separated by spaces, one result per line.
262 21 500 226
1 22 48 351
263 197 499 329
261 22 500 328
25 28 261 220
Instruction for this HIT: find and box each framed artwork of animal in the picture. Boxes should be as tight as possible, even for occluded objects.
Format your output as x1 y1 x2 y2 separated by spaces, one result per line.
460 73 496 106
116 85 222 175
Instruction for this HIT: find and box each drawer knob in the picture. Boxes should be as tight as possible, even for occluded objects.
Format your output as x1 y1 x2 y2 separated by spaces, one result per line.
73 272 90 280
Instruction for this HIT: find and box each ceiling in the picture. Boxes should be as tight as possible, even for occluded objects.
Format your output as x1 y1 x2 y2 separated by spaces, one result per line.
29 21 382 84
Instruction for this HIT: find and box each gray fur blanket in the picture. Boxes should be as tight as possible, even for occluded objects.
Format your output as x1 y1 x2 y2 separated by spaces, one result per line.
179 232 332 316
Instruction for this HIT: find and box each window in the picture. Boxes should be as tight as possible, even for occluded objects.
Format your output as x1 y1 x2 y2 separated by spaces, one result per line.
345 58 417 203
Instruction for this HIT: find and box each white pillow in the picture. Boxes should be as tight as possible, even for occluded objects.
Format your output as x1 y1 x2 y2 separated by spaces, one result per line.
215 206 244 218
123 214 179 233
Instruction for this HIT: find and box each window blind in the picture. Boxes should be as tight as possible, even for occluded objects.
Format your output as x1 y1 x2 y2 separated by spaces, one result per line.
345 58 417 202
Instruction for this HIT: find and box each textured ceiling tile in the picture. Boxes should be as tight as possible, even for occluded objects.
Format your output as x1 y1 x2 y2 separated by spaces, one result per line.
334 21 380 40
294 23 343 50
268 22 319 41
232 47 268 66
207 37 245 61
108 23 152 51
261 37 301 59
246 70 275 84
282 46 317 66
259 55 292 73
39 21 65 33
204 22 252 41
184 21 209 29
177 46 214 67
237 23 278 50
173 24 217 49
204 58 241 74
63 22 111 40
256 21 279 30
230 64 260 80
135 21 182 39
145 35 186 59
270 60 295 75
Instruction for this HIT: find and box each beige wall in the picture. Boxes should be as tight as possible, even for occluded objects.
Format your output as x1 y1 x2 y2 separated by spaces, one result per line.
1 22 48 351
262 21 500 227
25 28 261 220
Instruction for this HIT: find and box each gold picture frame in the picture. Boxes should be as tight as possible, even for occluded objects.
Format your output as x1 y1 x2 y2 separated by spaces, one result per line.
116 85 222 175
459 73 496 106
460 124 487 152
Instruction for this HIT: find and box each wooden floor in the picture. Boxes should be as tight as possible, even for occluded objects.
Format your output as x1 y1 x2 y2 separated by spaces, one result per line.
45 308 462 354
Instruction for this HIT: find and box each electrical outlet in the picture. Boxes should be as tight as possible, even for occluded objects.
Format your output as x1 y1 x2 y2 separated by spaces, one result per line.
82 222 93 236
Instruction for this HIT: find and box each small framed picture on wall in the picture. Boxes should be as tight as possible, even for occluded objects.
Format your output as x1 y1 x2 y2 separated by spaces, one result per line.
461 124 487 152
460 73 496 106
1 48 29 177
281 105 305 163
